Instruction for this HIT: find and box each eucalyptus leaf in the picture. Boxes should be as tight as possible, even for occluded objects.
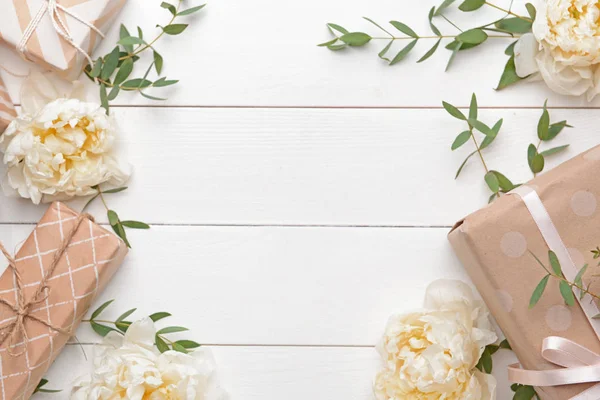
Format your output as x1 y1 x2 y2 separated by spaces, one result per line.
150 312 172 322
121 220 151 229
526 3 537 20
559 280 575 306
469 93 477 120
101 47 121 80
457 29 488 44
389 21 418 38
455 151 477 178
122 79 153 90
117 36 145 46
178 4 206 16
340 32 372 46
496 55 524 90
435 0 457 16
514 385 537 400
458 0 485 12
446 41 462 71
547 120 572 140
119 25 134 53
480 119 502 149
160 1 177 15
417 39 441 63
428 7 441 35
549 251 562 276
378 41 393 61
492 170 515 191
91 299 114 319
154 51 164 75
103 186 128 194
442 101 466 120
529 275 549 308
481 348 493 373
108 86 120 101
327 44 347 51
318 38 338 47
451 131 471 150
157 326 189 335
484 171 500 193
495 17 532 34
117 308 137 322
468 119 494 136
390 39 418 65
153 78 179 87
176 340 202 349
173 342 188 353
100 84 109 114
574 264 588 288
155 334 170 353
90 58 103 78
540 145 569 157
162 24 189 35
537 100 550 140
114 58 134 86
327 23 349 35
500 339 511 349
505 41 517 56
107 210 119 226
91 321 115 337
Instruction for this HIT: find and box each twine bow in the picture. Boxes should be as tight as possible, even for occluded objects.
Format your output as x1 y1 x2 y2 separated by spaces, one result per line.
0 213 93 356
17 0 106 66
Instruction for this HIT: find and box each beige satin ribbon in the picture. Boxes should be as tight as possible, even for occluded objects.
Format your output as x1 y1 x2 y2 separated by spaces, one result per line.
508 186 600 399
18 0 105 66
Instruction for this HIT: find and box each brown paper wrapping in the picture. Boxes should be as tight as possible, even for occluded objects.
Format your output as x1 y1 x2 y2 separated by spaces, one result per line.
0 202 127 399
448 145 600 399
0 76 16 134
0 0 127 79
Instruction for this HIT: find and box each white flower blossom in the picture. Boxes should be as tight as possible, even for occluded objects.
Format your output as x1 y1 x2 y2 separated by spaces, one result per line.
374 280 497 400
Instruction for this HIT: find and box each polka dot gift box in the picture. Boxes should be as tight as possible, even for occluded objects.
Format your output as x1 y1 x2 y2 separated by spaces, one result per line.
449 145 600 400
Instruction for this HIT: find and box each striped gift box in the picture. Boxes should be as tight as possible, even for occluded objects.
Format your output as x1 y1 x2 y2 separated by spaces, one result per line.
0 77 16 134
0 0 127 80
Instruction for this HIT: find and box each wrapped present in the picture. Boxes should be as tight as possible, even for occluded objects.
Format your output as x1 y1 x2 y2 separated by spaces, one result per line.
0 201 127 399
449 145 600 399
0 76 16 133
0 0 127 79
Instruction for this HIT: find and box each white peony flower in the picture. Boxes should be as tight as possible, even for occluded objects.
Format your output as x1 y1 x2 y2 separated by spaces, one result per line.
71 317 226 400
374 280 498 400
0 72 130 204
514 0 600 100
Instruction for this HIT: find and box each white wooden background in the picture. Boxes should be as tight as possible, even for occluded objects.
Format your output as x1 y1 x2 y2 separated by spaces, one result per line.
0 0 596 398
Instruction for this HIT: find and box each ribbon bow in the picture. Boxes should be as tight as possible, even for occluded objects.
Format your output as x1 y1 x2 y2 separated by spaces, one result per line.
509 336 600 399
17 0 106 66
0 213 92 356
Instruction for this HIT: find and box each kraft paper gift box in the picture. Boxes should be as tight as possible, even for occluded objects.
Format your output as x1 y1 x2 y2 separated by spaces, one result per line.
0 76 16 134
0 202 127 399
449 145 600 400
0 0 127 79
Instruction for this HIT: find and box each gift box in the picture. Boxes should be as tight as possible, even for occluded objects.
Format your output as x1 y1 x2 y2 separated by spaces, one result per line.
0 76 16 133
0 0 127 79
449 145 600 400
0 201 127 399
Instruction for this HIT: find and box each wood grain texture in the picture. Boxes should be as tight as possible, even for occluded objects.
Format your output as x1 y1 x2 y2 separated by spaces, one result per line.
0 0 596 107
37 344 519 400
0 107 589 226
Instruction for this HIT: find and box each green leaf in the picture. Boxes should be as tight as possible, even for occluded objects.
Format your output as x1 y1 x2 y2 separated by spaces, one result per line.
537 100 550 140
140 92 167 101
451 130 471 150
445 40 479 51
117 36 145 46
163 24 189 35
100 83 109 114
113 222 131 248
119 24 134 52
137 26 144 40
435 0 457 15
446 41 462 71
389 21 418 38
161 1 177 15
481 347 493 373
339 32 372 46
172 342 188 353
103 186 128 194
101 47 120 80
175 340 202 349
496 55 524 90
457 29 488 44
34 378 61 394
549 251 562 276
514 385 537 400
178 4 206 16
108 86 120 101
442 101 466 120
114 58 134 86
121 220 151 229
455 151 477 178
492 170 515 191
153 77 179 87
417 39 441 63
559 280 575 306
90 57 103 78
122 79 153 90
157 326 189 335
505 41 517 56
487 344 499 355
480 119 502 150
495 17 532 34
469 93 477 120
526 3 537 20
468 119 494 136
91 321 115 337
500 339 511 349
574 264 588 287
150 312 172 322
107 210 119 226
327 44 347 51
327 23 348 35
428 7 441 35
91 299 114 319
116 321 131 332
155 334 170 353
484 171 500 193
390 39 418 65
540 145 569 157
378 41 393 61
117 308 137 322
547 120 572 140
529 275 550 308
154 51 164 75
317 38 338 47
459 0 485 12
528 144 544 173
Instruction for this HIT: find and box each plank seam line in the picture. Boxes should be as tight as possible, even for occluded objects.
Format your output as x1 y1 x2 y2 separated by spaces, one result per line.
0 222 453 229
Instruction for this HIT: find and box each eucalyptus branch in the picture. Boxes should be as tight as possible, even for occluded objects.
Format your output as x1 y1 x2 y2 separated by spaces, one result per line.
484 1 532 21
84 1 206 113
84 300 202 354
82 185 150 248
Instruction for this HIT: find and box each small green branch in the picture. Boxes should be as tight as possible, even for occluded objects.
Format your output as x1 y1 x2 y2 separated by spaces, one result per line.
484 1 532 22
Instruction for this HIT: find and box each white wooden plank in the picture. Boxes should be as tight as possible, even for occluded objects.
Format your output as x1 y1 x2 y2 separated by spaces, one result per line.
37 344 519 400
0 0 593 108
0 224 470 345
0 107 590 226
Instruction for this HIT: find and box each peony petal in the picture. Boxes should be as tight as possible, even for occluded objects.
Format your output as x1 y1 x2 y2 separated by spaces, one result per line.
424 279 475 311
122 317 157 349
20 72 59 116
473 369 497 400
514 33 541 78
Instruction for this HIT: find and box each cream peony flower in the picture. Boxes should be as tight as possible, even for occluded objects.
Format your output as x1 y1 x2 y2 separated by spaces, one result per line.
71 317 226 400
374 280 498 400
514 0 600 99
0 72 130 204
